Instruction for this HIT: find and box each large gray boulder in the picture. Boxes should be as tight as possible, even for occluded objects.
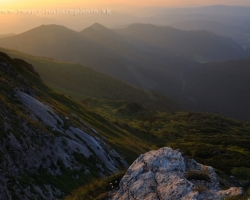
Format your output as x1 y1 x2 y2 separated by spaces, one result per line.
112 147 243 200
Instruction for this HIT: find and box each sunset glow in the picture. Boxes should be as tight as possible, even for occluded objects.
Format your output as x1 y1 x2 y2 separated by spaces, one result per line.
0 0 250 9
1 0 250 34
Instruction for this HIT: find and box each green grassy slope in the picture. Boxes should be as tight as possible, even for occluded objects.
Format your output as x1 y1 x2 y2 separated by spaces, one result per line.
4 50 250 179
1 52 249 199
0 47 182 112
64 98 250 199
0 52 153 197
14 61 149 164
81 99 250 195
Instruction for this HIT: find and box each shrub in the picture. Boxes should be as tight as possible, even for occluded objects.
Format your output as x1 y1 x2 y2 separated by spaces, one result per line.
186 170 210 182
224 195 248 200
194 185 208 193
64 171 125 200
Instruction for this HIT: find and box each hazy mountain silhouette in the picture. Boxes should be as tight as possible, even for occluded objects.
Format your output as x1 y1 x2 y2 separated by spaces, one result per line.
0 24 106 60
1 23 250 119
1 23 246 66
170 20 250 46
1 47 182 112
114 23 248 60
0 24 145 85
0 24 196 89
0 33 15 38
181 58 250 119
80 23 140 59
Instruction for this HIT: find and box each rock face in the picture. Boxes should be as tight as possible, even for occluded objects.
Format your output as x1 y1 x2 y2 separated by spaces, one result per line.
0 52 127 200
112 147 243 200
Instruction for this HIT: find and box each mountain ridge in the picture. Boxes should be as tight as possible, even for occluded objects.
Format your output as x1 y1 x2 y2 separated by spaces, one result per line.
114 23 247 60
0 24 250 119
0 47 183 112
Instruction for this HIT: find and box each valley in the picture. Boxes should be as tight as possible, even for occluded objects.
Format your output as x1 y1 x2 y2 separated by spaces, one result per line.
0 51 250 199
0 23 250 119
0 3 250 200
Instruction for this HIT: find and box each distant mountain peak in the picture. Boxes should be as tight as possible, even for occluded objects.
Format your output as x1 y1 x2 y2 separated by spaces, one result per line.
13 24 79 38
80 23 118 39
24 24 78 34
36 24 70 30
90 23 106 28
86 23 109 32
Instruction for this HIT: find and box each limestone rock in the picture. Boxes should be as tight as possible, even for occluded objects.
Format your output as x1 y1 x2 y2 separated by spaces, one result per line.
112 147 243 200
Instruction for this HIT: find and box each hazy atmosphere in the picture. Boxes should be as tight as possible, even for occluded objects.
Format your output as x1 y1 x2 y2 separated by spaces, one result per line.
0 0 250 200
1 0 250 34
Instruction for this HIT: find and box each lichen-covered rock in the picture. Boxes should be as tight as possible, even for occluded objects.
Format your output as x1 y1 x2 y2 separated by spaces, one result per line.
112 147 243 200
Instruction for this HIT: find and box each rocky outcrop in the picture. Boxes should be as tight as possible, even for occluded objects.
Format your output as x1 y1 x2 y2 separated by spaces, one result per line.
112 147 243 200
0 53 127 199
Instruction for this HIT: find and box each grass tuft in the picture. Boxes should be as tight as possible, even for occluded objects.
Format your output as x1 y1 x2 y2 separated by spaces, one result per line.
64 171 125 200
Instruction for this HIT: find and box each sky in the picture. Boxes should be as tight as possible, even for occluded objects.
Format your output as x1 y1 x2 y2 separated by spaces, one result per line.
1 0 250 8
0 0 250 34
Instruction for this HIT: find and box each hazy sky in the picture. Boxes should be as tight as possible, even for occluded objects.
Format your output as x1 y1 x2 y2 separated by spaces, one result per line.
1 0 250 34
1 0 250 8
